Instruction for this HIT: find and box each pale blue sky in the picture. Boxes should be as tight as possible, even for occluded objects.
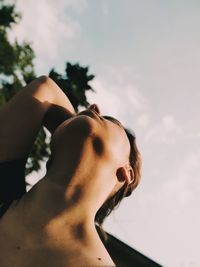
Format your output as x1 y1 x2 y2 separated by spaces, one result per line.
9 0 200 266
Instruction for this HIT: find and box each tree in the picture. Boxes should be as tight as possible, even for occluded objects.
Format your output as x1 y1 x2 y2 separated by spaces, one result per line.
0 1 35 102
0 0 95 176
49 63 95 112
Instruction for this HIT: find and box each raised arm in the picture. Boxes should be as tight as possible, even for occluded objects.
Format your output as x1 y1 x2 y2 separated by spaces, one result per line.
0 75 75 162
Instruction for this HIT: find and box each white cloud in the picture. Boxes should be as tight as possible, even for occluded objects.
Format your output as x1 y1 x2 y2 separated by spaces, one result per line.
164 150 200 206
87 71 148 127
49 0 88 14
136 113 150 128
145 115 183 144
8 0 85 73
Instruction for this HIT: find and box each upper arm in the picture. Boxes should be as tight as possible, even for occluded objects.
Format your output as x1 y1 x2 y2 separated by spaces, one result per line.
0 75 75 162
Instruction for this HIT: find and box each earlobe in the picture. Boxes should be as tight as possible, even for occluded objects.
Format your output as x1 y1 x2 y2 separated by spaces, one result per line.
116 166 134 184
116 167 126 182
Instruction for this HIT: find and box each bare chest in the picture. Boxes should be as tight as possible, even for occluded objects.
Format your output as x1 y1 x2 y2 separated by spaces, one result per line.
0 225 115 267
0 244 93 267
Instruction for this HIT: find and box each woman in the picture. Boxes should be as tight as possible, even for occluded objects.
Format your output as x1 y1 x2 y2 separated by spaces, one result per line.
0 76 141 267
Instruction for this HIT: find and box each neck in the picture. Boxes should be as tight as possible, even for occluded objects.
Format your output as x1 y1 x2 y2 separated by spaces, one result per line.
17 175 109 247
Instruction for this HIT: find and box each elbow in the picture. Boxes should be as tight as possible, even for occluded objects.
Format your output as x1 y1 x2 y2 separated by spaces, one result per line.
36 75 52 85
29 75 56 103
33 75 56 94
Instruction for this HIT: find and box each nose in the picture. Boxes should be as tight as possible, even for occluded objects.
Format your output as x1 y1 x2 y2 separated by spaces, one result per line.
89 104 101 115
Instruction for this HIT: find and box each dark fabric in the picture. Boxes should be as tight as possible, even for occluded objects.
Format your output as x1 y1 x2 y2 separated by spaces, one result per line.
0 158 26 218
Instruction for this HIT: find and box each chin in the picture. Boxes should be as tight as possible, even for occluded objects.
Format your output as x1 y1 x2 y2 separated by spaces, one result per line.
51 115 96 150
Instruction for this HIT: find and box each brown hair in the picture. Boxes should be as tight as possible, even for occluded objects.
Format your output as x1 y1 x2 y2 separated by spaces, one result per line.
95 127 142 227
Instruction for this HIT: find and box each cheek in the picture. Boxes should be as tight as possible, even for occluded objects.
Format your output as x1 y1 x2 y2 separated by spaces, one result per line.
103 134 130 165
101 133 124 163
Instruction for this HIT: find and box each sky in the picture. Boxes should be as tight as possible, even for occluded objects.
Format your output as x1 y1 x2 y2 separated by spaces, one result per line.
7 0 200 266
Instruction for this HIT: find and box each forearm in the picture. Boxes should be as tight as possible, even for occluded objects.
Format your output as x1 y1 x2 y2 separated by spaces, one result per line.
29 75 76 133
36 76 76 133
0 75 76 161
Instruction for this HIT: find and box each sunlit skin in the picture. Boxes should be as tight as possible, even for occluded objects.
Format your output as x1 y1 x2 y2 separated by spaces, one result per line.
0 76 134 267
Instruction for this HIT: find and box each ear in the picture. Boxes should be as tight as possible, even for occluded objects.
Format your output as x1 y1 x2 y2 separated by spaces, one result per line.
116 165 134 184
